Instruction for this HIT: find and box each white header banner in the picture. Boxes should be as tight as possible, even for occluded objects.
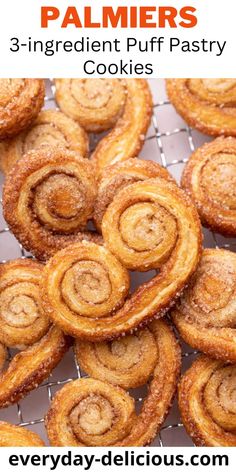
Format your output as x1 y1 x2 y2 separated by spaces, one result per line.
1 446 234 471
0 0 235 78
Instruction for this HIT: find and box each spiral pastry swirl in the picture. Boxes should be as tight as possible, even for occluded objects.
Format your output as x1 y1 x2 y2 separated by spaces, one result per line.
0 79 45 139
181 137 236 236
179 356 236 446
3 147 100 260
0 326 71 408
0 259 50 349
55 78 126 133
172 249 236 363
75 326 158 389
0 422 45 446
46 378 136 446
46 320 181 446
92 79 153 174
102 178 201 272
42 241 130 339
42 178 201 340
0 110 89 174
94 158 174 232
166 79 236 137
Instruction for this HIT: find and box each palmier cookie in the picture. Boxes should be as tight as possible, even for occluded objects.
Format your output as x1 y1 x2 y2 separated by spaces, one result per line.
3 147 101 260
166 79 236 137
172 248 236 363
179 356 236 446
0 79 45 139
181 137 236 236
0 109 89 174
46 320 181 446
0 422 45 446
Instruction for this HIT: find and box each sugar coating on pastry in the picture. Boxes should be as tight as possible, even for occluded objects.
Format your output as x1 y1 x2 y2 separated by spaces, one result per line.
0 421 45 446
3 147 101 260
0 79 45 139
55 78 126 132
94 157 175 232
41 176 201 342
172 248 236 363
0 258 50 349
0 109 89 174
46 320 181 446
166 79 236 137
76 325 158 389
0 326 71 409
179 356 236 446
181 137 236 236
92 79 153 173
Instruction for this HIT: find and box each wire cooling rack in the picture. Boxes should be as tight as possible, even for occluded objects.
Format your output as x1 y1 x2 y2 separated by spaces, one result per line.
0 79 235 447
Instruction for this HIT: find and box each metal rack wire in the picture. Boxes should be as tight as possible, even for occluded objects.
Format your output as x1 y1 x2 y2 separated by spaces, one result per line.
0 79 235 447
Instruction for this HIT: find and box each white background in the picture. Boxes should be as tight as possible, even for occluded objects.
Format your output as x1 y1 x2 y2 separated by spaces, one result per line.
0 0 235 77
1 447 235 471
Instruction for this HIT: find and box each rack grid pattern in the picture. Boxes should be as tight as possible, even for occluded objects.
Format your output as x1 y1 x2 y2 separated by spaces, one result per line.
0 79 235 447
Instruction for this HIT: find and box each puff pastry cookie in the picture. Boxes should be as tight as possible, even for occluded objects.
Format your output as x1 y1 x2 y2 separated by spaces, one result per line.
41 173 202 342
172 249 236 363
0 422 45 446
181 137 236 236
3 147 101 260
46 320 181 446
0 79 45 139
179 356 236 446
166 79 236 137
0 110 88 174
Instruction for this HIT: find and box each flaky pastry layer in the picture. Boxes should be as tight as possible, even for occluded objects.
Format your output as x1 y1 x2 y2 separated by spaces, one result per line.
41 177 201 341
92 79 153 174
166 79 236 137
0 258 50 349
46 320 181 446
0 421 45 446
0 79 45 139
181 137 236 236
55 78 126 133
0 110 89 174
0 326 71 408
179 356 236 446
3 147 101 260
94 157 174 232
172 249 236 363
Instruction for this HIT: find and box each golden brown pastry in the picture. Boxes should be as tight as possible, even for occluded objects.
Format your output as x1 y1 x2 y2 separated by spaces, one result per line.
3 147 101 261
75 325 158 389
179 356 236 446
0 109 89 174
172 249 236 363
0 421 45 446
0 79 45 139
102 178 202 271
55 78 126 133
42 177 201 341
92 79 153 174
0 259 50 349
0 344 6 371
94 157 175 232
0 142 7 169
46 320 181 446
41 241 130 339
0 326 71 408
166 79 236 137
181 137 236 236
